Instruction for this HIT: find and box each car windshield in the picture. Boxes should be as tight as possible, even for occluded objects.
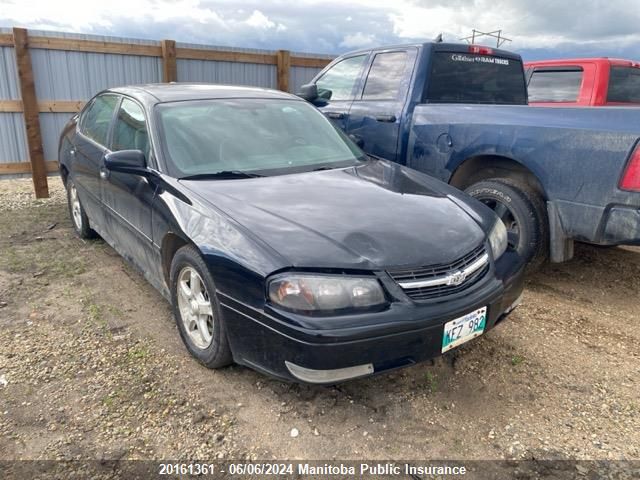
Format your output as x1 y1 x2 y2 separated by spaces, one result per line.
156 98 366 178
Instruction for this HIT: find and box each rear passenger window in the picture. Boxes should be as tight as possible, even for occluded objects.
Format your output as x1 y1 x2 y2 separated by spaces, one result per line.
111 98 150 158
80 95 118 146
607 66 640 103
527 69 583 102
362 51 408 100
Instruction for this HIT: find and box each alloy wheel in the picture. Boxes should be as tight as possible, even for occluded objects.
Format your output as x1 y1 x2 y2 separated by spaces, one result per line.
176 266 214 350
69 184 83 230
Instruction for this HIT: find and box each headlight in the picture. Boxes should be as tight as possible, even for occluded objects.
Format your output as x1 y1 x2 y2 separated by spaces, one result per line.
488 219 508 260
268 274 386 313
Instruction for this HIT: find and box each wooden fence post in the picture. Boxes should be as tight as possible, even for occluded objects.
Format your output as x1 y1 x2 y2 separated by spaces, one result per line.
161 40 177 83
276 50 291 92
12 27 49 198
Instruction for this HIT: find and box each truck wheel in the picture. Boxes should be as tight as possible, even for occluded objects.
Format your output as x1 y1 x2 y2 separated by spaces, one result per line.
465 178 549 271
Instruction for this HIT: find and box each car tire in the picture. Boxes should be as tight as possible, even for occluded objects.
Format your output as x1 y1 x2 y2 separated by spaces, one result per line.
465 178 549 271
170 245 233 369
66 178 97 239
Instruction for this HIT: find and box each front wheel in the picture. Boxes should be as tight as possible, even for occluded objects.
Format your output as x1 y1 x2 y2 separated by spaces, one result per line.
170 245 233 368
466 178 549 271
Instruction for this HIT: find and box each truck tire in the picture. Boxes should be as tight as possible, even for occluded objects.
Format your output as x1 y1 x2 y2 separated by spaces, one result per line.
465 178 549 271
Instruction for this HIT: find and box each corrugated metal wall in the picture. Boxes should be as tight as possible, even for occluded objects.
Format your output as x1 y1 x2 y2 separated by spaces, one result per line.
176 42 277 88
0 40 27 165
0 28 331 177
290 49 333 93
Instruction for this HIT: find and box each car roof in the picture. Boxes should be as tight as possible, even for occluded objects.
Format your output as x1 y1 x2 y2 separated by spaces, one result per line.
106 83 300 104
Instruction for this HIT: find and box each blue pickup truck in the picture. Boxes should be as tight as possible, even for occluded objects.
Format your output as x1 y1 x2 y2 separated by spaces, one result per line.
299 42 640 268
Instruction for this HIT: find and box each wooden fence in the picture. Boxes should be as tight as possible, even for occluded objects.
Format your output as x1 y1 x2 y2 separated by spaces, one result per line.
0 28 332 197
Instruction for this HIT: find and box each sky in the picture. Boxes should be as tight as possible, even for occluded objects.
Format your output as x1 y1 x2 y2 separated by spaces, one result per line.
1 0 639 60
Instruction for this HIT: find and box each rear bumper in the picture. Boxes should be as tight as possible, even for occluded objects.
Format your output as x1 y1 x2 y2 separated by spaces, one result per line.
220 251 525 384
552 200 640 246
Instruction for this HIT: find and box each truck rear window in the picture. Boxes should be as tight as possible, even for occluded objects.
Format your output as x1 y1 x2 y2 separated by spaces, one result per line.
527 69 583 102
607 67 640 103
425 52 527 105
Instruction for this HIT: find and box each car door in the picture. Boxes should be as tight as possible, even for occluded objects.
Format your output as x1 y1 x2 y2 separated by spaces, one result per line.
345 48 417 162
313 53 369 130
101 96 159 275
72 94 119 225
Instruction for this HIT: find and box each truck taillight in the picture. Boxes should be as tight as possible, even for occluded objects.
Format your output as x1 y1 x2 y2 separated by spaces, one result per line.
469 45 493 55
619 145 640 191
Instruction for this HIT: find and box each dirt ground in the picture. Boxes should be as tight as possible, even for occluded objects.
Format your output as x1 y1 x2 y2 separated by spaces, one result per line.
1 177 639 467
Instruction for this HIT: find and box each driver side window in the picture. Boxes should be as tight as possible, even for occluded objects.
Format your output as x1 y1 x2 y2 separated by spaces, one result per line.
316 55 367 101
111 98 150 159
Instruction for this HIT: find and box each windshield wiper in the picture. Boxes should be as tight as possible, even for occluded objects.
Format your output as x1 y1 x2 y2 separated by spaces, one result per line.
311 166 339 172
178 170 264 180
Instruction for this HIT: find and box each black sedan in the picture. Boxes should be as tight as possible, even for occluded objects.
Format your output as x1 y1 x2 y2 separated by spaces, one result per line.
58 84 525 384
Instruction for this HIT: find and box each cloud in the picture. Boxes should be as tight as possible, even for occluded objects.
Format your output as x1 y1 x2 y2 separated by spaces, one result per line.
340 32 377 49
244 10 283 30
0 0 639 58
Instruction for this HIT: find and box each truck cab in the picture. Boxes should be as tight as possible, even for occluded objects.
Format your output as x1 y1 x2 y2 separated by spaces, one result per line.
299 43 640 270
303 43 526 165
525 58 640 106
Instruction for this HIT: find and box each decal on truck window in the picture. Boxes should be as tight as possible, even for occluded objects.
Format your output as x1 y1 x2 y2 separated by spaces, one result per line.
426 52 527 104
451 54 510 66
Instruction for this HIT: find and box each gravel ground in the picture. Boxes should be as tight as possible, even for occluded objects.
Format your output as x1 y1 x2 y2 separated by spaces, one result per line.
0 177 638 473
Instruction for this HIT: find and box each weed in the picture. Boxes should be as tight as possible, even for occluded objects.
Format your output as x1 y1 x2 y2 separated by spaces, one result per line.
511 355 525 366
128 344 151 361
424 371 438 393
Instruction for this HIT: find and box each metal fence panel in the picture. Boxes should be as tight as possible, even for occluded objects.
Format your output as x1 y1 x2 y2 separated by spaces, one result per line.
0 46 20 99
0 28 334 180
290 65 324 93
0 113 28 163
31 50 162 100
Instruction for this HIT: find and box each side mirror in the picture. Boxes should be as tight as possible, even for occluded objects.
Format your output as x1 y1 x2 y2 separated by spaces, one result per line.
297 83 318 102
349 134 365 148
104 150 148 175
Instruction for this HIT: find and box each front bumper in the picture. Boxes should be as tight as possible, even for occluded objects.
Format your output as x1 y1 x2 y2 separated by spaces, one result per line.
220 250 525 384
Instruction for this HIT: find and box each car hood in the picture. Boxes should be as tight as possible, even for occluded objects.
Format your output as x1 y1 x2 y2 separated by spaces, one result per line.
180 160 487 270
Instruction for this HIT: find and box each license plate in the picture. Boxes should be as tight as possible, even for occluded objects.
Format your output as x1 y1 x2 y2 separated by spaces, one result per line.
441 307 487 353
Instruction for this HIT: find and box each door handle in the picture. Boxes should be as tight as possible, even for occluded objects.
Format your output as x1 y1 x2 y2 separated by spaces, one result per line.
326 112 345 120
100 166 109 180
69 148 76 157
375 114 396 123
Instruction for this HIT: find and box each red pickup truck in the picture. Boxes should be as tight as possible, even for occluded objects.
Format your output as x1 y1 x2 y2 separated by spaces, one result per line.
525 58 640 106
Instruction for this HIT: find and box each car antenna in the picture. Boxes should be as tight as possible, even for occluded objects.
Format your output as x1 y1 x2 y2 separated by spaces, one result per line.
433 33 443 43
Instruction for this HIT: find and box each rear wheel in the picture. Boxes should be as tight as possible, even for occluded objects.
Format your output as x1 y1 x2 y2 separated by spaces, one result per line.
170 245 233 368
465 178 549 271
66 179 96 239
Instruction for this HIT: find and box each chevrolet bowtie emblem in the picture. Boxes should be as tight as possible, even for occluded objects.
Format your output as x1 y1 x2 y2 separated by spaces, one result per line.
446 271 467 286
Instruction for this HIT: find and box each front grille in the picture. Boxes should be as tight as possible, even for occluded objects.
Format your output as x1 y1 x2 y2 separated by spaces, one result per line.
387 244 489 301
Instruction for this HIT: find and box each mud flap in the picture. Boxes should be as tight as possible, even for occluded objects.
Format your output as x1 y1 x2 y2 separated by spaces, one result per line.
547 201 574 263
